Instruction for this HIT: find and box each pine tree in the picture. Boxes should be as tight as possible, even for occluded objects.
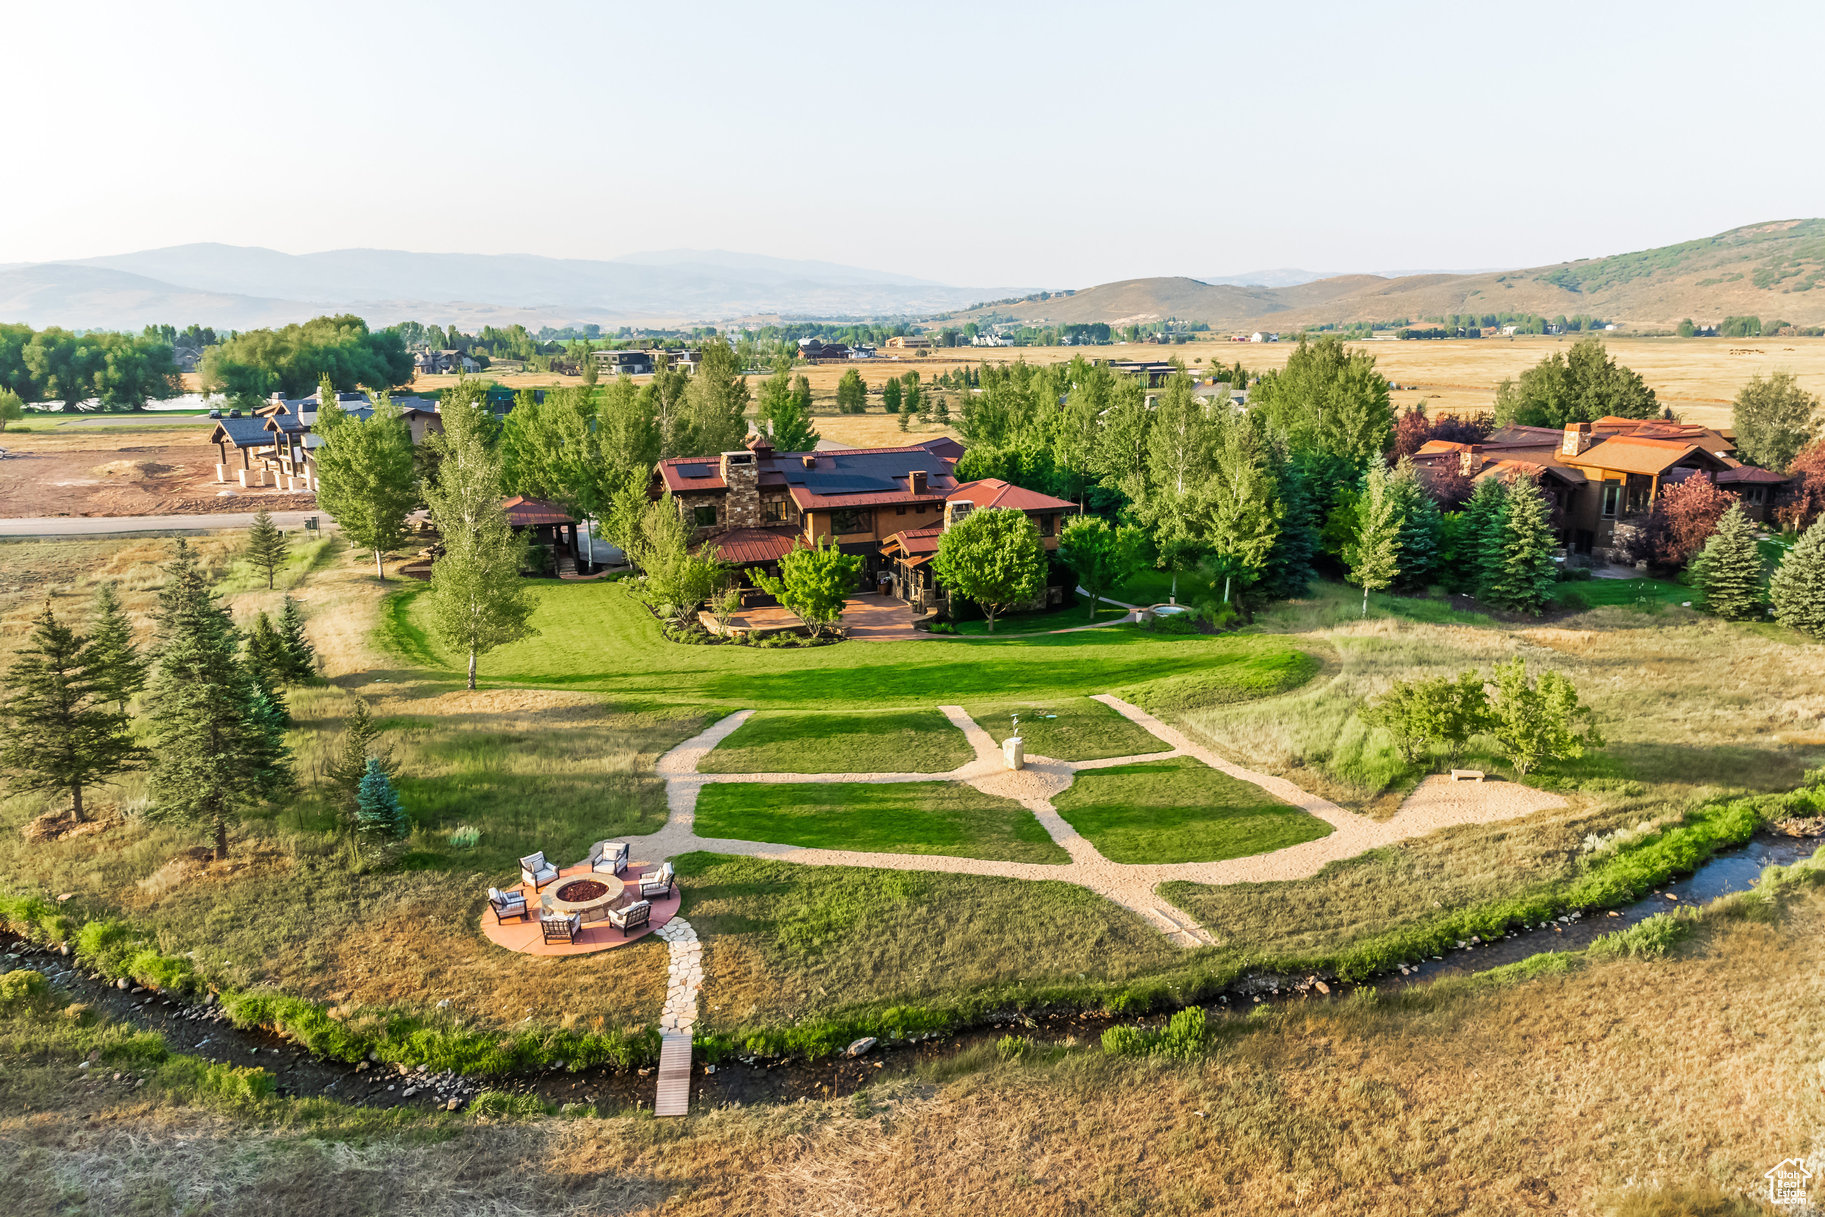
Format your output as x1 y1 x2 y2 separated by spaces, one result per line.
1459 475 1509 596
244 508 289 589
276 596 317 681
1771 517 1825 638
1256 451 1321 601
143 541 294 860
1485 475 1558 615
1388 458 1441 591
1199 409 1281 603
326 697 391 821
244 612 290 699
424 395 537 688
354 757 406 844
87 583 146 717
1688 503 1766 620
1349 456 1402 616
0 602 143 822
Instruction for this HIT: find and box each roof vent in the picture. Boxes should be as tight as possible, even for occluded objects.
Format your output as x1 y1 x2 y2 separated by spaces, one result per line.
802 455 817 469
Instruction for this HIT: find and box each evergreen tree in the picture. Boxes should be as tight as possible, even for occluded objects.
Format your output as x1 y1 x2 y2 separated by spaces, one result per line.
313 396 417 579
1688 503 1766 620
1388 458 1440 591
1459 475 1509 596
835 368 867 414
355 757 407 844
1138 370 1217 601
882 376 903 416
275 596 317 681
326 697 391 821
143 541 293 860
680 340 751 455
0 602 143 822
1349 456 1402 616
244 508 289 589
1485 475 1557 615
1771 517 1825 638
424 395 537 689
87 582 146 717
243 612 290 700
1255 450 1320 601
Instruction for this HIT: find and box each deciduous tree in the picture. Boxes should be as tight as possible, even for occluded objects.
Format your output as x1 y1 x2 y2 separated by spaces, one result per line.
931 506 1047 632
1487 658 1602 777
1349 456 1401 615
681 340 751 455
748 538 863 638
1057 515 1140 619
835 368 867 414
1198 409 1281 603
1732 370 1819 472
1494 336 1657 427
1138 370 1217 601
1632 476 1737 568
313 396 417 579
1249 336 1393 462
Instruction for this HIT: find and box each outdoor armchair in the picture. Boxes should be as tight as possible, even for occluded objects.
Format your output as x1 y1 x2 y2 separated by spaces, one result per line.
520 851 559 890
487 887 528 923
637 862 675 900
590 840 630 876
605 899 651 936
540 912 581 945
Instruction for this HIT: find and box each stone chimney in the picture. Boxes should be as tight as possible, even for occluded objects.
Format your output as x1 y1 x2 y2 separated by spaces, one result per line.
1459 449 1479 477
1560 422 1594 457
910 469 928 494
943 500 974 531
720 450 760 529
801 454 817 469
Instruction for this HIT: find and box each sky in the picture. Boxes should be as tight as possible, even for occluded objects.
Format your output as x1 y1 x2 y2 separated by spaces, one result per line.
6 0 1824 290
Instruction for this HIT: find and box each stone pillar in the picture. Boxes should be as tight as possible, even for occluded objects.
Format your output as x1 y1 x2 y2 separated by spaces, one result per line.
238 469 251 488
216 463 228 483
1003 736 1024 771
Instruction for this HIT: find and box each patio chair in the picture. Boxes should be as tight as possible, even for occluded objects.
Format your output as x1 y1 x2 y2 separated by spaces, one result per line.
540 912 581 945
487 887 528 923
637 862 675 900
605 899 651 936
590 840 630 876
520 851 559 890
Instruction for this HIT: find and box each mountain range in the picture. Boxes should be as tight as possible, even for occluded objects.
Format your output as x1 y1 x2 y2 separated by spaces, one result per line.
960 221 1825 332
0 246 1010 331
3 221 1823 333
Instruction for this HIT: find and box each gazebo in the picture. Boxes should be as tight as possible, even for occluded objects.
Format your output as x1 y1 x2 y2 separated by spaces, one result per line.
502 496 592 576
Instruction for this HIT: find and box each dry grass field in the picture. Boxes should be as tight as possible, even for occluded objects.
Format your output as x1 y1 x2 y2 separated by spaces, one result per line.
5 887 1818 1216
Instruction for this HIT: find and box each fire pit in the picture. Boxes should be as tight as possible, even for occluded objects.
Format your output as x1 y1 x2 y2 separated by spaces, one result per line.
541 873 626 923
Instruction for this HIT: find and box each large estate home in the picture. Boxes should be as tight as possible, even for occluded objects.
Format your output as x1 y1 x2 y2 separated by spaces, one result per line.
651 435 1078 614
1411 416 1789 561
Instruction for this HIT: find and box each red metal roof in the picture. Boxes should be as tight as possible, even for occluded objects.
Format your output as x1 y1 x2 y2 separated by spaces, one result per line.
501 496 576 526
1715 466 1790 485
702 527 802 564
946 478 1077 512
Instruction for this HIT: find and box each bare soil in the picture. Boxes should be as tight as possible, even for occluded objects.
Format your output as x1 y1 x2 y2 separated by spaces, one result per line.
0 426 310 518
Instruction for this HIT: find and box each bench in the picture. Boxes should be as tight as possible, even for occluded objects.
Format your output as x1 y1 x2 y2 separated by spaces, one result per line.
1450 769 1485 783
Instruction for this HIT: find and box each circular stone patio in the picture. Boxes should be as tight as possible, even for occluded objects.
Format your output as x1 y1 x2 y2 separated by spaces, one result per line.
479 859 683 956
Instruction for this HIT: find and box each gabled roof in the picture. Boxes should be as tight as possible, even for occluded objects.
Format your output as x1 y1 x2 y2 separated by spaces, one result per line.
1715 465 1790 485
1562 436 1732 476
655 438 964 511
946 478 1077 512
209 417 272 449
880 523 943 566
501 496 575 526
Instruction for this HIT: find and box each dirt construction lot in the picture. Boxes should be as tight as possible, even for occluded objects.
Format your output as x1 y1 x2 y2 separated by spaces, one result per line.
0 421 309 518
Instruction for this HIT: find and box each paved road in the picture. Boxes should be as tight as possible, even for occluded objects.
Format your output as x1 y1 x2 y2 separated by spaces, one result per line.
20 413 217 427
0 510 333 537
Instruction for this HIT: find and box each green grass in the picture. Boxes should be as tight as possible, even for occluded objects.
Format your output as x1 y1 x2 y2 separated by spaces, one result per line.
1051 757 1333 864
949 594 1129 635
697 708 974 774
1550 576 1691 612
693 781 1069 863
964 696 1165 762
214 535 336 594
389 580 1317 712
672 852 1177 1028
1107 569 1179 606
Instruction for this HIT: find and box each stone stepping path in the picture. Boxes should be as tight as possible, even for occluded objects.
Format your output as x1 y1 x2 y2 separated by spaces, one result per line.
652 917 703 1116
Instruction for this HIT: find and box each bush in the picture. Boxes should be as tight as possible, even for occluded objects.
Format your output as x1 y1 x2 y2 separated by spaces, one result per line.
447 825 482 849
1148 609 1204 635
1587 911 1693 959
1100 1007 1213 1060
1100 1025 1152 1057
0 970 49 1004
996 1033 1035 1062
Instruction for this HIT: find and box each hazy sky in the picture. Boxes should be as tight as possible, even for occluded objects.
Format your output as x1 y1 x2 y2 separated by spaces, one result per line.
7 0 1823 288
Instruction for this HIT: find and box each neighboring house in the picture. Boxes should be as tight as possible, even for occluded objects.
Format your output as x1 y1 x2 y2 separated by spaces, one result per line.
1250 332 1280 343
1412 416 1786 560
413 349 477 375
502 496 596 576
885 335 931 348
593 349 656 377
214 389 442 490
849 343 877 359
1108 360 1180 387
797 338 851 361
171 345 203 374
649 435 1073 615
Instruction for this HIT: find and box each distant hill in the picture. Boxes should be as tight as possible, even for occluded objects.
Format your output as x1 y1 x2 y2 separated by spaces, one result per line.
962 220 1825 331
0 244 1010 330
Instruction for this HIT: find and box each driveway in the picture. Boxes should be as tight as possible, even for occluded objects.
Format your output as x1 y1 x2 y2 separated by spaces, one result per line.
0 510 334 537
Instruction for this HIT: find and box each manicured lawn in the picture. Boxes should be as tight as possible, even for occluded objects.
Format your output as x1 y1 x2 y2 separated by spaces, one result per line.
1549 576 1691 611
697 709 974 774
1052 756 1333 864
692 781 1069 863
1106 569 1180 606
387 580 1317 712
673 852 1178 1027
964 696 1165 762
948 594 1129 635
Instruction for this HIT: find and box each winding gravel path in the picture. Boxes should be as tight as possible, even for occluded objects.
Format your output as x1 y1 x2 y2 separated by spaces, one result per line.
625 696 1566 950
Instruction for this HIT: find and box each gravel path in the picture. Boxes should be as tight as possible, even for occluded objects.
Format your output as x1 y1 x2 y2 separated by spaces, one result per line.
628 696 1567 951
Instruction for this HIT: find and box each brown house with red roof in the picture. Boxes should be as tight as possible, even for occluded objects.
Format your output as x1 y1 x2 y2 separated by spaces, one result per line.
1412 416 1787 561
649 435 1076 614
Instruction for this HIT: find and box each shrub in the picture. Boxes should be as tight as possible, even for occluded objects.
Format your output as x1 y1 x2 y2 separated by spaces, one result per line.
996 1034 1035 1062
1100 1026 1152 1057
1588 911 1693 959
0 970 48 1004
1100 1008 1213 1060
446 824 482 849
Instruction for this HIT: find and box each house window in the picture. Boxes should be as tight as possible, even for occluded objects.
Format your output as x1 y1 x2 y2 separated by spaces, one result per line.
1601 482 1621 518
1037 513 1055 537
763 498 789 522
830 508 870 535
896 506 907 516
692 505 718 528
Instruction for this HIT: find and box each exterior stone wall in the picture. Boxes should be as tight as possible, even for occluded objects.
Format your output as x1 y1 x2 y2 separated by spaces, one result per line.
721 454 761 529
